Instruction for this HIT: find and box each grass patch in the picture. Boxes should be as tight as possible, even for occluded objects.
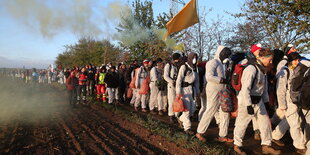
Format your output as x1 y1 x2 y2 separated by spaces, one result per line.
49 83 237 155
95 100 237 155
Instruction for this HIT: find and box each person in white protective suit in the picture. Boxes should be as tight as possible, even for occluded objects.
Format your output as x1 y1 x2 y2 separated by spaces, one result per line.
233 48 281 155
195 45 233 142
149 58 165 115
134 60 149 112
239 44 264 141
130 66 140 106
271 52 306 154
289 56 310 155
164 52 183 123
175 52 199 135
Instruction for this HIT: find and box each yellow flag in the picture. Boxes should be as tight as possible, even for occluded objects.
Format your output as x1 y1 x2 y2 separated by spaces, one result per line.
165 0 198 40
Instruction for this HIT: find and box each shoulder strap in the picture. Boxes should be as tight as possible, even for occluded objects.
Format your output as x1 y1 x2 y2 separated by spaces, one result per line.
183 64 192 77
283 67 290 88
250 65 258 90
304 68 310 78
168 63 172 78
283 67 290 79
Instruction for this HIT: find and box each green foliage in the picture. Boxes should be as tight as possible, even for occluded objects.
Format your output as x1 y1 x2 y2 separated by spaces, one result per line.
127 40 169 63
236 0 309 52
55 37 121 68
155 11 174 29
116 0 173 62
132 0 154 28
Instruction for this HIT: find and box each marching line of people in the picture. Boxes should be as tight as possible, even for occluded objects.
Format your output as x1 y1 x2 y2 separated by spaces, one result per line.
4 43 310 155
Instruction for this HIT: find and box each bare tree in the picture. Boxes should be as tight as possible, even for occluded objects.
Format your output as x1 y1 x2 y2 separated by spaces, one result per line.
181 9 232 61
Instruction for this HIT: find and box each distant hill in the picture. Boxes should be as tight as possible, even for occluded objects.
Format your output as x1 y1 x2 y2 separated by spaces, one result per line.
0 56 54 69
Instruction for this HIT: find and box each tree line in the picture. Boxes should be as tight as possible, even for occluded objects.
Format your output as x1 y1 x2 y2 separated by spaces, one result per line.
56 0 309 68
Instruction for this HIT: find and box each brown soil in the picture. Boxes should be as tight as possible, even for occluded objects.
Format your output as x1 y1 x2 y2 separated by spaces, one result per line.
0 78 193 155
0 78 300 155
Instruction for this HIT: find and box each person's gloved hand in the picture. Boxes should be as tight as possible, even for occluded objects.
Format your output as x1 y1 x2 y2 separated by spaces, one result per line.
247 106 254 115
220 78 228 84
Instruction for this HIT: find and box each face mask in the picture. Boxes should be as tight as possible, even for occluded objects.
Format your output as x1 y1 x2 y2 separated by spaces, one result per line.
222 58 229 64
192 58 197 65
219 47 232 63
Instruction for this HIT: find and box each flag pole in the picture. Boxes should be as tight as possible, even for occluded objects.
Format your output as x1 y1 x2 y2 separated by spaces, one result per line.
196 0 199 24
196 0 203 60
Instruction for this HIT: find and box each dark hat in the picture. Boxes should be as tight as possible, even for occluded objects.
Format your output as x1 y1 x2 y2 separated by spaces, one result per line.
110 66 116 70
172 52 181 60
287 52 302 62
156 58 163 63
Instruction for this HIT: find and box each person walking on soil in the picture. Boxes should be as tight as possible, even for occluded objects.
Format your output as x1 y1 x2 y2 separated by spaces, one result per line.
96 67 107 103
175 52 199 135
129 65 140 106
77 67 88 105
271 52 306 154
86 64 96 96
66 69 78 107
105 66 119 105
118 63 127 104
164 52 183 123
240 44 264 141
233 48 281 155
196 45 233 143
149 58 165 115
134 60 149 112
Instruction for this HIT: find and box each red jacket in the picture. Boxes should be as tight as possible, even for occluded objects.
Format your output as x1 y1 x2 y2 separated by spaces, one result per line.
78 72 87 85
66 73 78 90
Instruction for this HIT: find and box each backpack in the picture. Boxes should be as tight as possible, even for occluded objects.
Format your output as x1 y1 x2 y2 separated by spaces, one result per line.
219 88 235 112
226 64 258 113
165 62 185 84
291 63 310 110
180 64 195 88
155 68 167 91
231 64 258 91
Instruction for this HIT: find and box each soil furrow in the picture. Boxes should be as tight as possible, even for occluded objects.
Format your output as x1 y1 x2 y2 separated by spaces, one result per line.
69 107 133 154
57 116 85 155
75 106 150 154
88 105 168 154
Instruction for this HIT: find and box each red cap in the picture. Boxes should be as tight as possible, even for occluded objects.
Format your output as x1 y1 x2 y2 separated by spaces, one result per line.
143 59 149 64
251 44 262 53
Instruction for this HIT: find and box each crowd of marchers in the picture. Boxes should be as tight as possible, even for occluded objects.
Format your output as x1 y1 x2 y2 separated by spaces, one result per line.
4 44 310 155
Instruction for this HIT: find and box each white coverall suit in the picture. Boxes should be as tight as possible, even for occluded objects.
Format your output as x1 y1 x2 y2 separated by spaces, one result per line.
239 57 260 132
272 66 305 149
233 64 272 147
198 71 207 121
149 66 164 111
297 60 310 155
164 63 178 117
176 63 199 131
197 46 230 138
130 69 138 105
135 66 148 109
270 56 292 125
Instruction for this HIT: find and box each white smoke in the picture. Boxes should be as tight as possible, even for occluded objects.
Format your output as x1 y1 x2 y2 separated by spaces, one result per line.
0 0 117 38
1 0 179 48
